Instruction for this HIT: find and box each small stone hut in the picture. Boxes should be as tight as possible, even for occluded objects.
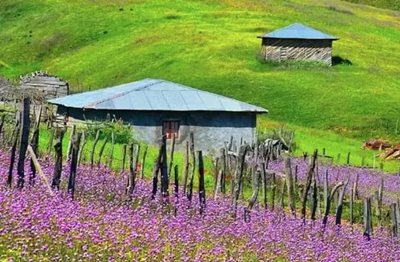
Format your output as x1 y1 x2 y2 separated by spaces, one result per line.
20 71 69 102
48 78 267 153
258 23 338 65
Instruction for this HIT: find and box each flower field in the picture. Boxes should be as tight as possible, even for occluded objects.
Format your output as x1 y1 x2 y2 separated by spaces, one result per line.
1 151 400 261
268 158 400 204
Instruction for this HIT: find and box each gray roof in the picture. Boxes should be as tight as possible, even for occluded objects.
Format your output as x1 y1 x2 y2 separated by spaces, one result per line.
48 79 267 113
258 23 338 40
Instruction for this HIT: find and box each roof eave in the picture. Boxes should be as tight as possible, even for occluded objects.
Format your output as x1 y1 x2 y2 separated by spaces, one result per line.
259 36 338 41
47 103 268 114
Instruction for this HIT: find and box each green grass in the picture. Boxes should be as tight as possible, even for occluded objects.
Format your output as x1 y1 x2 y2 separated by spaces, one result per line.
343 0 400 11
1 0 399 171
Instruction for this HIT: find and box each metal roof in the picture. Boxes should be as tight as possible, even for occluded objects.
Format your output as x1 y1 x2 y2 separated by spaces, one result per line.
258 23 338 40
48 78 268 113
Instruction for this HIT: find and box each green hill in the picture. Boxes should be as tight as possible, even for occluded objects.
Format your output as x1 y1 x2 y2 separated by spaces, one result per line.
344 0 400 11
1 0 399 165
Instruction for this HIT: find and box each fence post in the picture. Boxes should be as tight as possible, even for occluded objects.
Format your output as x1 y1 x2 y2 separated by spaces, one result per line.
66 125 76 161
97 136 108 167
68 133 82 198
182 141 189 196
141 145 148 179
77 131 86 166
285 158 296 217
51 128 65 190
121 144 127 173
17 97 30 189
7 121 20 187
108 131 115 169
29 106 42 186
90 130 100 167
198 151 206 215
363 197 373 240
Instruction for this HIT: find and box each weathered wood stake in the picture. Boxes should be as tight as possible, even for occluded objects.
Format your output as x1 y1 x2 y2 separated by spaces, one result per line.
17 97 30 189
7 121 19 187
90 130 100 167
97 137 108 167
301 150 318 222
198 151 206 215
141 145 148 179
51 128 65 190
322 181 343 227
67 133 82 198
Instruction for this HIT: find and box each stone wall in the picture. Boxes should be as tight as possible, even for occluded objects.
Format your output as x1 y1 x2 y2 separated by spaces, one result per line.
58 107 257 155
20 71 69 102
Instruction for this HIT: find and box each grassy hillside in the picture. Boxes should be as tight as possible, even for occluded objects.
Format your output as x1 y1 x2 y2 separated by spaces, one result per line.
344 0 400 11
0 0 399 167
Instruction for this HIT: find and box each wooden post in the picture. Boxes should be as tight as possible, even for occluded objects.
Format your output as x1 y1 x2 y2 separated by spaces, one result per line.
29 106 42 186
186 133 195 202
97 136 108 167
66 125 76 161
391 203 399 238
0 114 5 145
323 170 329 211
121 144 127 173
233 145 248 218
51 128 65 190
126 143 139 198
182 141 189 196
271 172 276 210
214 169 223 199
261 164 267 209
213 157 219 195
335 175 350 226
350 185 354 226
7 121 20 187
90 130 100 167
108 131 115 169
17 97 30 189
77 131 86 166
310 178 318 221
221 148 227 194
151 160 160 200
168 134 176 179
322 182 343 227
174 164 179 199
248 169 261 210
160 136 169 200
285 158 296 217
346 152 351 166
67 133 82 198
278 179 286 209
140 145 148 179
198 151 206 215
363 197 373 240
46 129 55 156
301 150 318 222
27 145 54 196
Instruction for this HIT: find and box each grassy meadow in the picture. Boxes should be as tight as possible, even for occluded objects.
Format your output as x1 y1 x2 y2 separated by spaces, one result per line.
0 0 399 170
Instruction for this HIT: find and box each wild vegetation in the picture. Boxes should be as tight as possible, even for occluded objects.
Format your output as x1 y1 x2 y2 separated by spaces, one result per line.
1 100 400 260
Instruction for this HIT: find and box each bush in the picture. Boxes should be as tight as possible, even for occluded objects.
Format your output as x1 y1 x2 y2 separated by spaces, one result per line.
85 118 136 144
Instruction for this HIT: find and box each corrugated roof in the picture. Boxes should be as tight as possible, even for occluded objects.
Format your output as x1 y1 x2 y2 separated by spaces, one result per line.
258 23 338 40
48 79 268 113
